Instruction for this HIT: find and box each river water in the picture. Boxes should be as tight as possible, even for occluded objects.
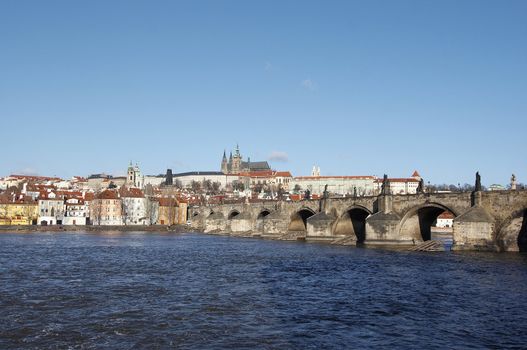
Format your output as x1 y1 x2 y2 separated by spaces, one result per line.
1 232 526 349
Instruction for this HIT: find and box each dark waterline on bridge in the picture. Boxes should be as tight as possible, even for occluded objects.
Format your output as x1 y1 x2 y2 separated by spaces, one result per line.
1 232 527 349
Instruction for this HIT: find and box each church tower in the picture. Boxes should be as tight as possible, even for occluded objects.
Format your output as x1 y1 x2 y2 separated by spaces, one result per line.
231 144 242 174
126 161 144 188
127 161 135 186
221 150 228 174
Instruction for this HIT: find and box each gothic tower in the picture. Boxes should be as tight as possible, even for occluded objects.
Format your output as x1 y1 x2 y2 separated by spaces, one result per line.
231 144 242 174
221 150 228 174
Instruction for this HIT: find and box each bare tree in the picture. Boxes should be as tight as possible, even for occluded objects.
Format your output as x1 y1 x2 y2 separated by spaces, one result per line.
91 200 103 225
167 197 177 226
144 197 158 225
202 179 213 193
233 181 245 192
23 202 36 225
191 180 202 193
212 182 221 194
0 203 8 224
121 199 131 225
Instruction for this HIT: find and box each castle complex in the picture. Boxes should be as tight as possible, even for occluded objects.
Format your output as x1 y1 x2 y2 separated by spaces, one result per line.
221 145 270 174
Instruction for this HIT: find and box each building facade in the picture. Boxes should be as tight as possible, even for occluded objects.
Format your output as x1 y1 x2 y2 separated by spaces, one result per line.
38 192 65 225
63 198 88 225
0 198 38 225
89 189 122 225
291 176 377 197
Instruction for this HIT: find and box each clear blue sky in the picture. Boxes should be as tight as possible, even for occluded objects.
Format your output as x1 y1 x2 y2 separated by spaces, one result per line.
1 0 526 186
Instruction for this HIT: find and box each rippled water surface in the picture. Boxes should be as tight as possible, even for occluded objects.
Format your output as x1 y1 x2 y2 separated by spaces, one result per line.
1 232 527 349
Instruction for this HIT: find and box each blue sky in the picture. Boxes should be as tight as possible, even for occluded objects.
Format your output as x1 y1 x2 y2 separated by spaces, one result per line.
0 0 525 186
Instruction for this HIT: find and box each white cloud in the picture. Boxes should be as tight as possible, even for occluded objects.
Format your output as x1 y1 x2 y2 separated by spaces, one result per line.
268 151 289 162
16 167 38 176
301 78 316 91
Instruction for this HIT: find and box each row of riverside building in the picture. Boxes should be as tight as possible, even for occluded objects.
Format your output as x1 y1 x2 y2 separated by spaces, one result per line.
0 145 425 225
0 176 188 227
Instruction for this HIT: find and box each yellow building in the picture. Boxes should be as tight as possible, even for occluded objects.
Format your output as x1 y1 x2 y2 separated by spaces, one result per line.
158 198 178 226
177 200 188 224
89 189 122 225
157 197 188 225
0 200 39 225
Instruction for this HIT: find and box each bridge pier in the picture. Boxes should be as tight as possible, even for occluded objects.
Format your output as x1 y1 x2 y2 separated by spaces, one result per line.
258 212 289 236
364 195 413 246
306 212 338 241
452 193 496 251
229 212 254 234
364 211 411 245
204 212 227 233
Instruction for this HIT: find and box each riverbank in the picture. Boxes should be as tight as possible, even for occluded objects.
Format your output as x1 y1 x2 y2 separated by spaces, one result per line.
0 224 190 233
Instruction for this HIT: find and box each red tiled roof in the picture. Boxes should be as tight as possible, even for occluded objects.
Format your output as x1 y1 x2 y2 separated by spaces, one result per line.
412 170 421 177
10 174 62 181
96 189 119 200
119 187 145 198
158 197 178 207
38 191 63 200
374 178 419 183
294 176 375 180
275 171 292 177
438 211 454 219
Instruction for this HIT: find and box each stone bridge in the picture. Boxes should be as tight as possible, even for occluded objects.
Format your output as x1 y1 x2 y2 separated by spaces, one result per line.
189 190 527 252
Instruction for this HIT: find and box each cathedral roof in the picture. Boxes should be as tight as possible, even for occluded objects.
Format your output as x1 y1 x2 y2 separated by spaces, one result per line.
241 161 270 171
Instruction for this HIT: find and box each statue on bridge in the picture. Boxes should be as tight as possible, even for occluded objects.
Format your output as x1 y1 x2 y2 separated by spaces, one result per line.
416 178 424 194
320 184 329 212
380 174 389 195
475 171 482 192
304 189 311 200
511 174 517 190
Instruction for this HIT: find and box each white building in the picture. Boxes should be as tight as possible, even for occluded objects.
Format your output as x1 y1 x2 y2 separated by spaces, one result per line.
435 211 454 228
120 187 158 225
143 175 166 187
172 172 236 190
38 192 65 225
62 198 87 225
374 171 422 195
291 176 377 196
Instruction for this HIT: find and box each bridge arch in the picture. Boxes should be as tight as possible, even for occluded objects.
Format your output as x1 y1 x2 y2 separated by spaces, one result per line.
398 202 458 242
257 209 272 220
227 210 240 220
333 206 372 243
496 208 527 252
288 207 316 231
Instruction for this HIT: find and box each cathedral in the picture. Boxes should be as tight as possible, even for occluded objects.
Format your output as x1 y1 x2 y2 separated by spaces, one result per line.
221 145 271 174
